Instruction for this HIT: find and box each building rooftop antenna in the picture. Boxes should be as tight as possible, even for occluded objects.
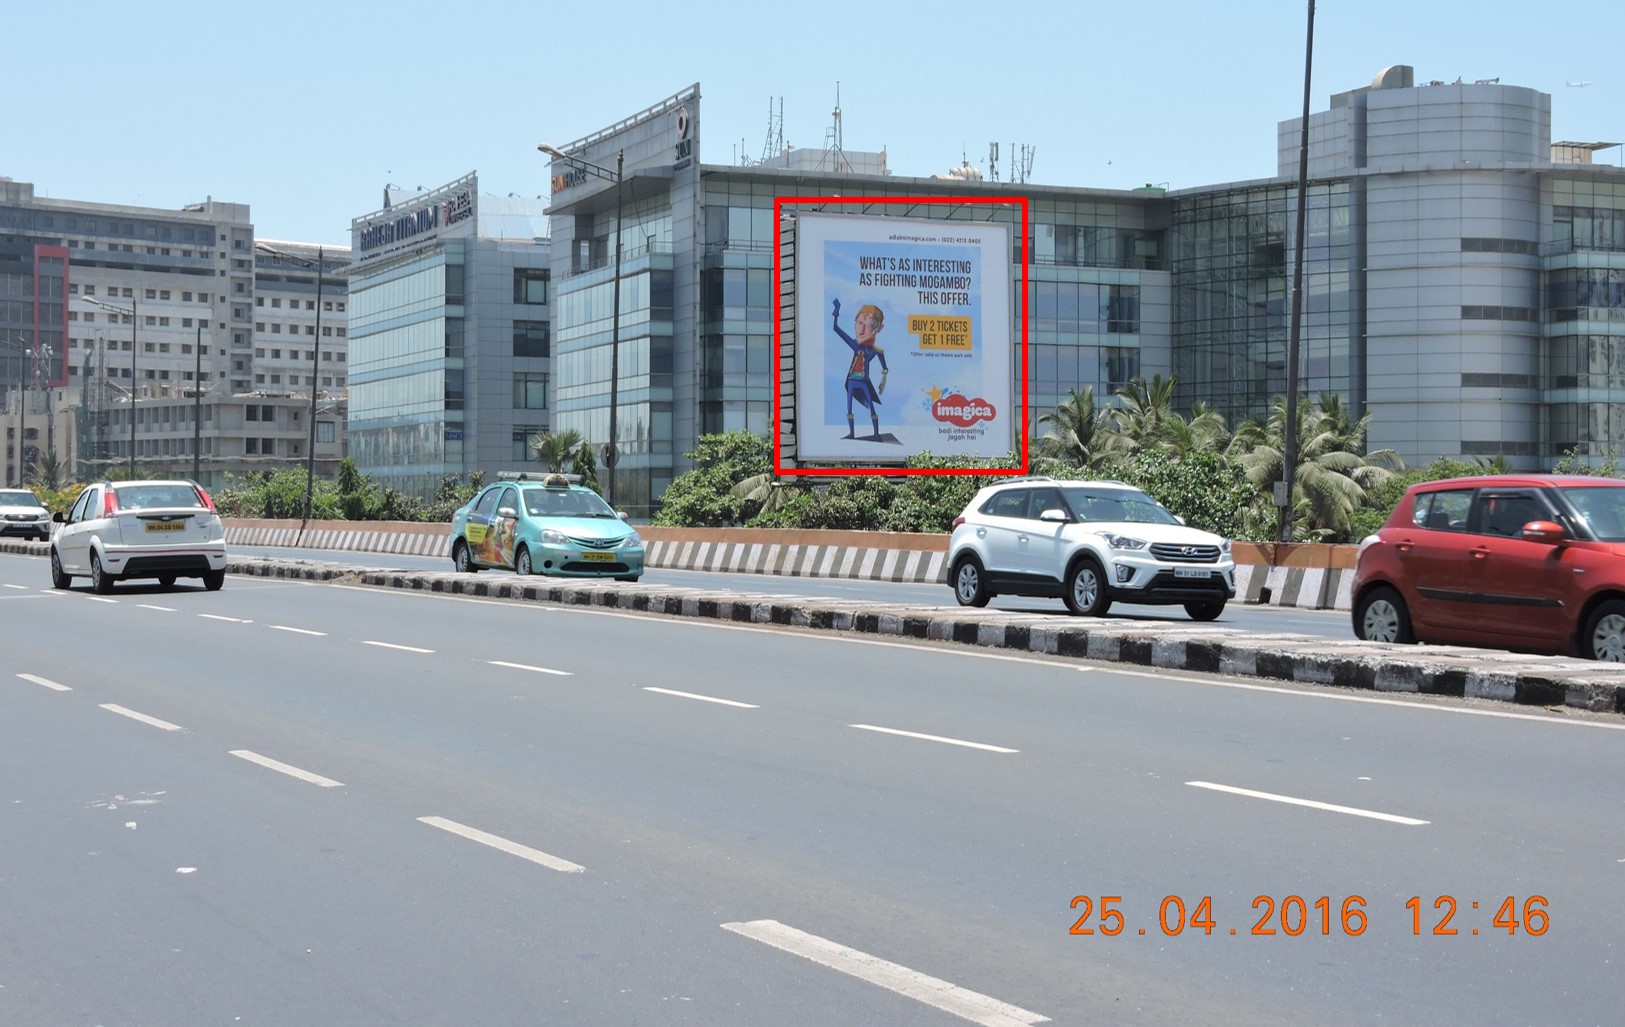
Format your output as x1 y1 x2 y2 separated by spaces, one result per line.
820 83 852 173
759 96 784 164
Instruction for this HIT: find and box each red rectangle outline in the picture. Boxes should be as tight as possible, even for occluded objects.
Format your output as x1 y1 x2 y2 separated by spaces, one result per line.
36 245 71 388
773 196 1029 478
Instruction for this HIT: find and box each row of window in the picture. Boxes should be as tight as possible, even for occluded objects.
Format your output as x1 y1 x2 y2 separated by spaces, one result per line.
253 322 347 336
256 296 346 311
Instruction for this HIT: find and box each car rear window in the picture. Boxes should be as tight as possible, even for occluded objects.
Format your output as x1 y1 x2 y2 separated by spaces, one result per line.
114 485 202 510
1412 489 1471 531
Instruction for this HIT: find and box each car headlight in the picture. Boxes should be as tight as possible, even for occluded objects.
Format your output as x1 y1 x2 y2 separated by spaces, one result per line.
1220 538 1232 554
539 528 568 545
619 531 642 548
1097 532 1147 551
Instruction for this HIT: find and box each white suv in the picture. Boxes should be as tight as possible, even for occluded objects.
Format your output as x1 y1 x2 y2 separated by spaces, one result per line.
947 477 1236 620
51 479 227 593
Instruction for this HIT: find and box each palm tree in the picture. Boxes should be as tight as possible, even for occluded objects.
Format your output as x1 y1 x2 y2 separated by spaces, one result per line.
1035 387 1122 469
529 429 585 473
730 472 804 516
1110 374 1180 456
1156 401 1231 459
26 451 67 490
1228 393 1405 539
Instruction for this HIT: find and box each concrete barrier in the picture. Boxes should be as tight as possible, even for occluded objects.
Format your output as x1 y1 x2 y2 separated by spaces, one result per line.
217 519 1361 611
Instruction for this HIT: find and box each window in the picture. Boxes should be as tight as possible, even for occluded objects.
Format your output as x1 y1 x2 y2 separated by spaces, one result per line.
262 405 274 420
316 421 335 444
160 290 170 300
247 406 259 421
145 289 157 299
246 438 258 454
306 300 315 310
271 349 281 359
514 268 549 304
513 320 550 358
256 297 264 307
183 318 193 328
513 372 549 409
183 292 193 302
255 322 265 332
1414 490 1472 531
271 297 281 308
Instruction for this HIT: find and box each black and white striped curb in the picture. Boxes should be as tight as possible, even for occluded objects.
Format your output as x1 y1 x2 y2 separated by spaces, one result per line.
226 556 1625 717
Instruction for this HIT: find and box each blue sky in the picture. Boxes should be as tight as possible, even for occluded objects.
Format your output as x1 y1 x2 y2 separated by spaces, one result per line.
9 0 1623 244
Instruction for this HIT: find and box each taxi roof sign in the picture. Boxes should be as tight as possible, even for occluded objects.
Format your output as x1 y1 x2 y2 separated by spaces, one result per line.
496 470 581 488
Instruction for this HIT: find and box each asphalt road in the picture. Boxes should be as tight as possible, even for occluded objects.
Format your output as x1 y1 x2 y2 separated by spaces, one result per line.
227 542 1352 640
3 553 1622 1025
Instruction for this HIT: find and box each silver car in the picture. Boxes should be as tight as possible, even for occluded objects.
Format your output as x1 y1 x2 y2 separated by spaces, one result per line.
51 480 227 593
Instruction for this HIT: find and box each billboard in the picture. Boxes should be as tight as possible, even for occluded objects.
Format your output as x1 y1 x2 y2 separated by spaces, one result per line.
791 211 1015 465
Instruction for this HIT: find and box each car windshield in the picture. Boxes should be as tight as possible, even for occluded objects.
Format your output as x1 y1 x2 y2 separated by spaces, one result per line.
115 484 202 510
1559 485 1625 541
1059 487 1180 524
522 487 616 518
0 490 41 506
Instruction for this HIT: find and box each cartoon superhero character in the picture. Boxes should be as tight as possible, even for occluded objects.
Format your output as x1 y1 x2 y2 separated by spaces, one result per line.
831 298 889 439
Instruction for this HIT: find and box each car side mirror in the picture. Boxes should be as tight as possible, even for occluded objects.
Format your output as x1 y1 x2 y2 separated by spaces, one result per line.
52 511 64 523
1521 520 1566 545
1038 508 1067 522
497 507 517 518
618 511 629 522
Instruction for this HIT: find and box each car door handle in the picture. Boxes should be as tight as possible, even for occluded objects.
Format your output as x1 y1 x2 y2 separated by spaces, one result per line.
1472 548 1490 559
975 527 987 538
1394 541 1413 553
1018 534 1029 543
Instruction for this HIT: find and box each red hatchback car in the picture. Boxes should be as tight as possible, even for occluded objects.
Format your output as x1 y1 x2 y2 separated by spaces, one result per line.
1352 475 1625 661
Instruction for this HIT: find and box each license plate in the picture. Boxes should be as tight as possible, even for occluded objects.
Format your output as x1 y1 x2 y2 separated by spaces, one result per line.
1174 567 1210 579
580 551 615 562
144 521 186 533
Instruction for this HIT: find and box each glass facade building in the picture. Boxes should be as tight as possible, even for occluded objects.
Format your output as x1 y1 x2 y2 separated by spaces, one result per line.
346 173 552 498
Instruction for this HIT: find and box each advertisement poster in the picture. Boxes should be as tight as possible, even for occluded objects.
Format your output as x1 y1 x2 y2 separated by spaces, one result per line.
793 213 1013 463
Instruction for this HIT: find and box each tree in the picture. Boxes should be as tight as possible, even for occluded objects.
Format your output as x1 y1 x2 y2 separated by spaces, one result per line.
1036 387 1122 469
1110 374 1179 455
1228 393 1405 541
26 451 67 490
651 431 773 526
530 429 585 473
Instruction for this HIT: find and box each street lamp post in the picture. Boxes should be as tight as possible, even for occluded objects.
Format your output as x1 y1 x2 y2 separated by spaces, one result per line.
80 295 137 478
255 243 325 527
193 320 203 482
538 141 625 508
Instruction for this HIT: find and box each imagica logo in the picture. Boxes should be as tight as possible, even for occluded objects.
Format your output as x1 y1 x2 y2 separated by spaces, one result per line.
931 392 997 427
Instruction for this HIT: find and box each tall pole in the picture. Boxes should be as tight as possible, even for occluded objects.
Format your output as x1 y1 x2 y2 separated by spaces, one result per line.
193 320 203 482
306 247 323 526
129 296 137 479
607 149 624 508
1280 0 1315 543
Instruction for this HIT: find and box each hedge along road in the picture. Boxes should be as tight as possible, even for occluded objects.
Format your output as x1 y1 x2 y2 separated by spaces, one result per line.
225 542 1350 639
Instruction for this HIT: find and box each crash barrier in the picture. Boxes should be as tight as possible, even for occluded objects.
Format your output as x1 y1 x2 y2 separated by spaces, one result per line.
218 519 1360 612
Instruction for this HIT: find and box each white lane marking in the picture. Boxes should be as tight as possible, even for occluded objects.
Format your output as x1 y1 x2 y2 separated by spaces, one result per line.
3 583 27 589
18 673 71 692
271 625 328 636
642 686 758 708
100 704 183 732
1108 667 1625 732
850 723 1019 754
228 750 343 788
1186 781 1429 826
83 596 118 604
363 640 435 653
722 919 1050 1027
489 660 571 676
199 613 243 622
138 604 176 612
417 816 584 873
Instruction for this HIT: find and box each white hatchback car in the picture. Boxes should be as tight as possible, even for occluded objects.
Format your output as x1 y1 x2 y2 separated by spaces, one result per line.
51 480 227 593
947 477 1236 620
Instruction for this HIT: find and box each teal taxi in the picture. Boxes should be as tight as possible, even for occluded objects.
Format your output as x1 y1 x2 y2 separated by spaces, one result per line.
448 472 643 581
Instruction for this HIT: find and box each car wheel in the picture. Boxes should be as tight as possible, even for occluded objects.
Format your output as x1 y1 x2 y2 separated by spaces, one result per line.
453 540 477 574
1184 600 1225 622
49 549 69 590
158 575 176 588
203 569 225 592
515 544 533 576
90 552 114 595
951 555 991 608
1582 600 1625 661
1354 586 1415 644
1062 557 1112 617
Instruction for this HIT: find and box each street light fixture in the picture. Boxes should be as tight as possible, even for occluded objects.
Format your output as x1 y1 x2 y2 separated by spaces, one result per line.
79 294 137 479
255 242 325 527
538 141 625 508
